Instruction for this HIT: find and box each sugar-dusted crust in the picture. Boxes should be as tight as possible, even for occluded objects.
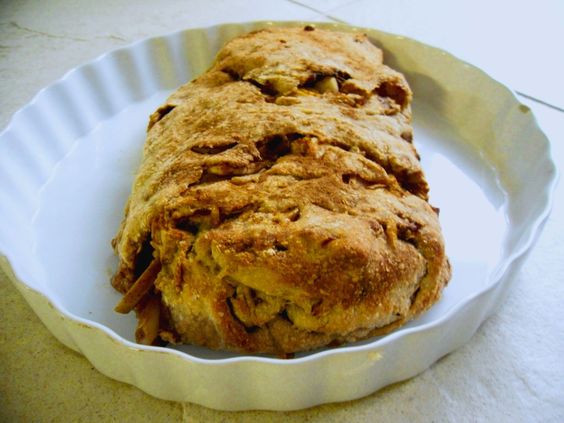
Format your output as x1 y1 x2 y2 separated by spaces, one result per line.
111 26 451 355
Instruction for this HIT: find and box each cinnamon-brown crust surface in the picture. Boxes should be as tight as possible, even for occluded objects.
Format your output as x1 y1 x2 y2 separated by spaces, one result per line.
111 26 451 354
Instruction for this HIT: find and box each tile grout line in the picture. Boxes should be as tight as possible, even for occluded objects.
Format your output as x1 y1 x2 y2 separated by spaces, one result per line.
515 92 564 114
285 0 347 22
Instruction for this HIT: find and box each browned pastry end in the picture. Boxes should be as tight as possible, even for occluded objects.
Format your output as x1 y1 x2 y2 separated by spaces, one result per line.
111 26 451 355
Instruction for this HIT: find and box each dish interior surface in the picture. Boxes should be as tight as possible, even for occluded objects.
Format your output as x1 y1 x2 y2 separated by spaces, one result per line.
31 90 507 359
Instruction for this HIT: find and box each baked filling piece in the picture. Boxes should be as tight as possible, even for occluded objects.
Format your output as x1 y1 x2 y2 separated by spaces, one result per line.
111 26 451 355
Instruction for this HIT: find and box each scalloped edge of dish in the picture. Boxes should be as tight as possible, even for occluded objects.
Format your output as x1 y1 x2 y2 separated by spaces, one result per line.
0 21 557 410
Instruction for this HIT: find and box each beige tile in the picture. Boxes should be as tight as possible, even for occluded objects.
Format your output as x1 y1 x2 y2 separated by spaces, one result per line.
0 0 329 128
0 0 326 40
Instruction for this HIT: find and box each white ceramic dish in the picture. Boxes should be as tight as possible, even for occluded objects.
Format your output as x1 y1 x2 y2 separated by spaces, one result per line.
0 21 557 411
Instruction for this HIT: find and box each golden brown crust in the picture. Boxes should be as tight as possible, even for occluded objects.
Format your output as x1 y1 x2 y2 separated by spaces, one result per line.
111 26 451 354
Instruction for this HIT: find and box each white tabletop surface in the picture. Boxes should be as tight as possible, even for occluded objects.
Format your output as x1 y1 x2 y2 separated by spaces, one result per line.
1 1 563 421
